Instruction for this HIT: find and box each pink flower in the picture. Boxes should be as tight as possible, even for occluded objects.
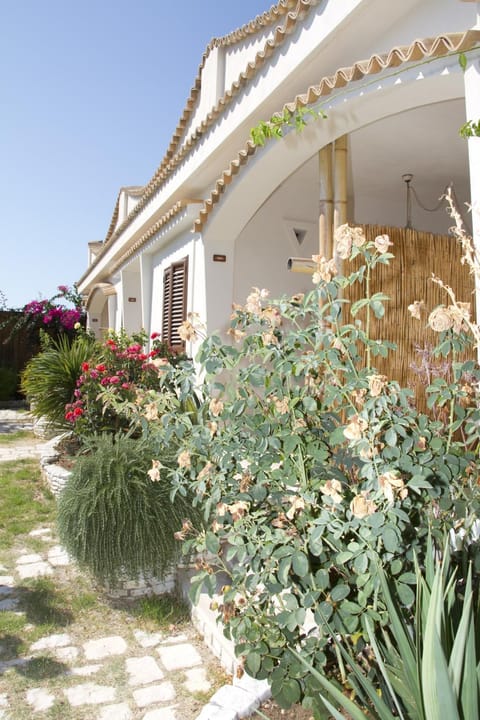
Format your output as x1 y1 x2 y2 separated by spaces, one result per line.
95 364 106 372
121 382 130 390
109 375 120 384
58 285 68 293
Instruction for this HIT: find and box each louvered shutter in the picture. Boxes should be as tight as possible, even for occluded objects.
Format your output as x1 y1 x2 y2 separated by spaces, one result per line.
162 257 188 351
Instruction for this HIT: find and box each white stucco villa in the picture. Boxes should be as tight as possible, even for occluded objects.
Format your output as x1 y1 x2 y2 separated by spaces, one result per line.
77 0 480 361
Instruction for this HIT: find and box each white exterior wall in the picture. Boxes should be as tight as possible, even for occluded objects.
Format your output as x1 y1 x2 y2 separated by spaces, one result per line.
121 268 142 333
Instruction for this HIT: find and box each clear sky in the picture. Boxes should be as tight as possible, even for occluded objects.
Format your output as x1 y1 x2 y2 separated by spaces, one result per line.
0 0 275 309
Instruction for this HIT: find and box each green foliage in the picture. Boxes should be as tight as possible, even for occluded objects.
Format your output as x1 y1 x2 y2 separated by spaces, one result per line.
21 332 97 432
0 366 18 400
250 106 327 146
292 541 480 719
65 328 183 438
140 228 480 708
460 119 480 139
57 433 202 587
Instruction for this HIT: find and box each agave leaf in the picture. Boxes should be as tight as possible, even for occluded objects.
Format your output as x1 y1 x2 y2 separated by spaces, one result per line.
459 610 479 720
289 647 395 720
365 618 406 720
421 566 461 720
448 576 472 695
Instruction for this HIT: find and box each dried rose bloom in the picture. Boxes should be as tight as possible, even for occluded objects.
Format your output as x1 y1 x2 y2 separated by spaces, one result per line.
320 479 343 504
209 397 224 417
227 327 246 342
374 234 393 253
408 300 426 320
344 415 368 440
178 321 198 342
147 459 161 482
428 306 454 332
368 374 387 397
379 471 408 503
177 450 191 469
350 492 376 519
245 287 269 314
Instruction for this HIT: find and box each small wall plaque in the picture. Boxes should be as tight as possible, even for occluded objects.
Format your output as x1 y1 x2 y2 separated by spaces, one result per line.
128 297 137 302
213 254 226 262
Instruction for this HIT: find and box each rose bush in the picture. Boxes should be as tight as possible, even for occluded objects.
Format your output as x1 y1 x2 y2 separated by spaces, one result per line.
138 225 480 709
65 329 184 437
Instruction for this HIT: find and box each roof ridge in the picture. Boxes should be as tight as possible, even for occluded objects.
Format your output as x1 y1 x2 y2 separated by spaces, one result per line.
193 29 480 232
101 0 317 247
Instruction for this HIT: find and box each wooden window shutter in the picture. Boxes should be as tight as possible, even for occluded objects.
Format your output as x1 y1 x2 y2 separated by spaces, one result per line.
162 257 188 351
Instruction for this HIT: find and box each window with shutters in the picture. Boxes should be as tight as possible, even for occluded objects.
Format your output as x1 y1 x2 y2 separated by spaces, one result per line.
162 257 188 351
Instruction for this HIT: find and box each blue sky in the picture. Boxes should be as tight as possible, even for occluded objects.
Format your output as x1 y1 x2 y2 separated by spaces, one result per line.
0 1 274 309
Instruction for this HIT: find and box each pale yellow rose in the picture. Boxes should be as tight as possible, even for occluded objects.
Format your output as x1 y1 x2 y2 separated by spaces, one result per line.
227 327 246 343
147 460 161 482
178 321 197 342
245 287 269 314
273 396 289 414
262 306 282 327
334 225 353 260
262 331 278 346
379 471 407 503
368 374 387 397
350 492 376 519
449 302 470 333
286 496 306 520
344 415 368 440
227 501 250 522
177 450 191 469
209 397 224 417
374 234 393 253
144 402 159 421
407 300 426 320
320 479 343 504
428 306 454 332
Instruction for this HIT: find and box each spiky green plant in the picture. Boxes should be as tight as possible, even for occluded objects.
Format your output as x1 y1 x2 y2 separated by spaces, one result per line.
291 541 480 720
21 332 97 431
57 433 201 587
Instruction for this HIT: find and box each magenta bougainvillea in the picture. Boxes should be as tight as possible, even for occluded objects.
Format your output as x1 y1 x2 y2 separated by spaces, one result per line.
23 285 85 332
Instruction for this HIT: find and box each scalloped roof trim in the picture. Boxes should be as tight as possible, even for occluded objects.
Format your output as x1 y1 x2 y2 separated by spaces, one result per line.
101 0 317 247
193 30 480 233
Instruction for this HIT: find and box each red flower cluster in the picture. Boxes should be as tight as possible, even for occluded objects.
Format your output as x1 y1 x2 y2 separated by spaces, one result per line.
65 331 176 435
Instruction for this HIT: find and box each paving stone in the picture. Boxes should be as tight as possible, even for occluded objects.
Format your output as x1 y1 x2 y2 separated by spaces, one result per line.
47 545 71 566
160 633 189 644
28 528 52 537
64 682 116 706
0 597 19 611
70 664 102 676
133 682 176 708
142 707 178 720
0 694 8 707
17 561 53 579
83 636 127 660
157 643 202 671
30 633 72 651
26 687 55 711
183 667 212 694
16 553 43 565
0 576 15 594
205 684 260 719
133 629 163 648
98 702 133 720
126 656 164 686
55 645 79 662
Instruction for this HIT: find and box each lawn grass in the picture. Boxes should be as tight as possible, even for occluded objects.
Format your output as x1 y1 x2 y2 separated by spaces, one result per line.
0 430 36 445
0 460 56 549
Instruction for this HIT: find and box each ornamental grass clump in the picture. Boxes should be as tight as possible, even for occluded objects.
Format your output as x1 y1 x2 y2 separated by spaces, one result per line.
140 223 480 710
57 432 202 587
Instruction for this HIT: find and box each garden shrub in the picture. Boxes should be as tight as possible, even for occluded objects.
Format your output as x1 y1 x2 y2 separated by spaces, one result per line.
21 331 97 432
0 366 18 400
141 226 480 709
57 432 202 587
64 328 183 437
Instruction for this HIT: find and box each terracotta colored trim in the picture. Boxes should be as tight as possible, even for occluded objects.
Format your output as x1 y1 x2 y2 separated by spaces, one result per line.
193 29 480 233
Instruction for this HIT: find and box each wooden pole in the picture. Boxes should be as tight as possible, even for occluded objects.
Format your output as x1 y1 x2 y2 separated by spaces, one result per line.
334 135 348 231
318 143 333 258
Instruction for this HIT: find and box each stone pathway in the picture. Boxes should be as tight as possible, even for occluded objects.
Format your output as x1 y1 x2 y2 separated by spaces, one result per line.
0 525 225 719
0 408 271 719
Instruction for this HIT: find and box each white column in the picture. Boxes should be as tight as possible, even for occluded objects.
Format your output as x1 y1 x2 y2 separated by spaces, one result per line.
464 54 480 326
140 254 152 336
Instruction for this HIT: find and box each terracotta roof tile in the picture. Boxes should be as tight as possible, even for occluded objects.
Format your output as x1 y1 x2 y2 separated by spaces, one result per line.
193 30 480 232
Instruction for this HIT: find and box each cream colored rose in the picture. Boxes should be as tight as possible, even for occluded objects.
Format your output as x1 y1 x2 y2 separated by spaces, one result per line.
368 374 387 397
351 388 367 408
262 331 278 346
286 496 306 520
147 460 161 482
428 306 454 332
262 306 282 327
334 225 353 260
177 450 191 469
344 415 368 440
379 471 407 503
350 492 376 519
227 327 246 343
449 302 470 333
178 320 197 342
144 402 159 421
209 397 224 417
312 256 338 284
273 396 289 414
374 234 393 253
407 300 426 320
320 479 343 504
245 287 269 314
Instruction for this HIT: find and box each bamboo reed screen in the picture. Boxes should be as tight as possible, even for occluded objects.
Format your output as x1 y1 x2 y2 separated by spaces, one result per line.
344 225 475 410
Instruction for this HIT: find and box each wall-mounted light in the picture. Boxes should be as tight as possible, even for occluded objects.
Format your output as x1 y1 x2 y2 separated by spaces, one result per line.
287 257 316 274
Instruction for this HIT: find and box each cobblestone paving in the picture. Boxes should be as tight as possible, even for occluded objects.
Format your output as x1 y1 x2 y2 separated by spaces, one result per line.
0 409 228 719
